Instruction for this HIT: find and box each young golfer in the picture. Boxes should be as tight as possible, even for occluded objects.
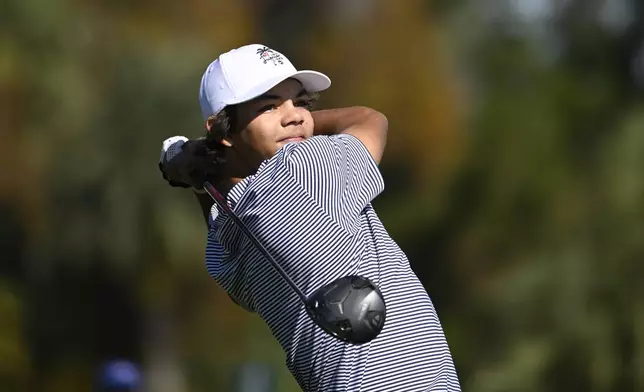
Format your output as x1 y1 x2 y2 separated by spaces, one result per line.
160 44 460 391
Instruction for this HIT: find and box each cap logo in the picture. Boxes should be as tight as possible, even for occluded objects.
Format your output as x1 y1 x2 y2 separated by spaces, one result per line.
256 46 284 66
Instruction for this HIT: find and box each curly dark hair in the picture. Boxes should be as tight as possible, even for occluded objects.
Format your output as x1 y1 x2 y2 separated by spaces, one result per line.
201 92 319 171
200 106 238 168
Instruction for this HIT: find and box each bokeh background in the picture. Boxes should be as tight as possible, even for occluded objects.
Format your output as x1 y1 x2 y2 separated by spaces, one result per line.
2 0 644 391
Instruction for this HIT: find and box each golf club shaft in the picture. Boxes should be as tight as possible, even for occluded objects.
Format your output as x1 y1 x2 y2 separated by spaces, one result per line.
202 181 308 303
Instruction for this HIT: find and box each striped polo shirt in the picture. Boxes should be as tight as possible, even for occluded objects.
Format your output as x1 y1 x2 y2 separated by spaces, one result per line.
206 134 460 391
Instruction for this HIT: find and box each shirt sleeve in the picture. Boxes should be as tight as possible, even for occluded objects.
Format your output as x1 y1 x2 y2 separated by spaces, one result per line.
206 212 255 313
283 134 385 232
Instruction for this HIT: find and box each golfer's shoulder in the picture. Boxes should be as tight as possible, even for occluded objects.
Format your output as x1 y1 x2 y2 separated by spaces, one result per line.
280 134 371 167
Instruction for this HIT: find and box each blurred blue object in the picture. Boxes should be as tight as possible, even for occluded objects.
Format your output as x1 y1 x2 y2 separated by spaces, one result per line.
233 362 276 392
98 360 141 390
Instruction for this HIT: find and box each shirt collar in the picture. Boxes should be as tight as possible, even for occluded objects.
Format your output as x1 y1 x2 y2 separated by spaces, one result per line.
210 157 273 228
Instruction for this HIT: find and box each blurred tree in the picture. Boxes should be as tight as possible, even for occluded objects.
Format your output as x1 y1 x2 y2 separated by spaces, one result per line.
2 0 258 390
432 0 644 390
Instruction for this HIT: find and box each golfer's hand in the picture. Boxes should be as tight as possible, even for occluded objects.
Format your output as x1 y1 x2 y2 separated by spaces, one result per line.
159 136 218 189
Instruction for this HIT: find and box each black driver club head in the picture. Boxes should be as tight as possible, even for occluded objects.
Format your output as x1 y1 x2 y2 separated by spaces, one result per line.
305 275 386 344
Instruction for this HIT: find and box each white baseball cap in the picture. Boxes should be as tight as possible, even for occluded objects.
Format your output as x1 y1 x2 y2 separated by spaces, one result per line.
199 44 331 121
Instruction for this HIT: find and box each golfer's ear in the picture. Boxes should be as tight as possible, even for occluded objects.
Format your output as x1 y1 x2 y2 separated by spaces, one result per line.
205 117 234 147
220 138 233 147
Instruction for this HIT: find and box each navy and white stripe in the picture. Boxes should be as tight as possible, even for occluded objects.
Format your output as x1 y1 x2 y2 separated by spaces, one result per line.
206 134 460 391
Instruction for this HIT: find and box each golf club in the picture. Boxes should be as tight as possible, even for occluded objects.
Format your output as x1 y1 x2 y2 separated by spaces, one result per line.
202 181 387 344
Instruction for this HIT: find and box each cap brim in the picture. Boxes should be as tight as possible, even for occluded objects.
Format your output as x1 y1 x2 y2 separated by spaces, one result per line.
288 70 332 93
226 71 331 108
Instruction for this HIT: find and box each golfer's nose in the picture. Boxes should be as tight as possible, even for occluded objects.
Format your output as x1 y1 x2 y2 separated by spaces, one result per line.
281 100 304 127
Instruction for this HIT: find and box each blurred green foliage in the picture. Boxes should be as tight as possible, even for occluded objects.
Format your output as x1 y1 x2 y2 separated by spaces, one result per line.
1 0 643 391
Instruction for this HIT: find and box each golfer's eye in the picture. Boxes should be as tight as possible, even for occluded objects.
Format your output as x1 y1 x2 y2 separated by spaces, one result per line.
259 104 277 113
295 98 314 109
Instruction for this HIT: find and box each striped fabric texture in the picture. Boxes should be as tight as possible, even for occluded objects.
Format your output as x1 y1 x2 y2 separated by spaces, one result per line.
206 134 460 391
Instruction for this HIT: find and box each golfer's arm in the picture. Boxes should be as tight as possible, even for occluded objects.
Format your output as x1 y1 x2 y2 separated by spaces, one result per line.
194 191 215 229
312 107 388 164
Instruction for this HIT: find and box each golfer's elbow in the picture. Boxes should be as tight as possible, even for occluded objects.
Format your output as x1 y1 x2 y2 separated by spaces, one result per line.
372 109 388 143
352 107 388 164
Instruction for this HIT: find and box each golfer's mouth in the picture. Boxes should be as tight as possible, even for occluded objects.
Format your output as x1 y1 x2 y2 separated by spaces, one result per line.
279 136 305 143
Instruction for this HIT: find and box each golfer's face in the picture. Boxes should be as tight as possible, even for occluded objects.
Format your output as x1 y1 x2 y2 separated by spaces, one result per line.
231 79 314 163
